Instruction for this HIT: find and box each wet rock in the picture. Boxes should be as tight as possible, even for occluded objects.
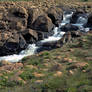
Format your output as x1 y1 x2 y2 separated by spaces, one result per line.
37 31 44 40
70 9 85 23
87 13 92 27
60 24 79 32
58 31 83 44
37 41 60 53
47 6 63 26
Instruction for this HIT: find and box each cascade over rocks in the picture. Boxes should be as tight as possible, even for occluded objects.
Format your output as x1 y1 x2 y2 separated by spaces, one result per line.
0 2 63 56
0 2 90 57
37 30 83 53
70 9 85 23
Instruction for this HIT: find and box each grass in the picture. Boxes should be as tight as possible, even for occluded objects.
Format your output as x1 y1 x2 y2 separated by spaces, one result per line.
0 33 92 92
0 32 92 92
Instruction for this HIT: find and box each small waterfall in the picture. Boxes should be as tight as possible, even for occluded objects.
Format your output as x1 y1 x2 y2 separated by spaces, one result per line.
0 11 90 62
72 14 89 32
59 11 73 27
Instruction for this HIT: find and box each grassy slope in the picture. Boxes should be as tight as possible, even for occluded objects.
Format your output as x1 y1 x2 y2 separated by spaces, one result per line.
0 33 92 92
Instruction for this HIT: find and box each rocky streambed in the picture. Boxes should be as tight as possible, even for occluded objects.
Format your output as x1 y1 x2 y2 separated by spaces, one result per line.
0 2 92 62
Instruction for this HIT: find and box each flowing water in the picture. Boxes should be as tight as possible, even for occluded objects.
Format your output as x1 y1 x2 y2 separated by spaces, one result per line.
0 11 89 62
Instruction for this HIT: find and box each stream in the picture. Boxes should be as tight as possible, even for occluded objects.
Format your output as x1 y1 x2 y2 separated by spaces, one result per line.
0 11 90 62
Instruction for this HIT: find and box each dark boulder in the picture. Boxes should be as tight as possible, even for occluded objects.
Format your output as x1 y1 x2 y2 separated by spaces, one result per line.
0 32 26 56
60 24 79 32
70 9 85 23
58 31 83 44
22 29 38 44
87 13 92 27
27 8 44 28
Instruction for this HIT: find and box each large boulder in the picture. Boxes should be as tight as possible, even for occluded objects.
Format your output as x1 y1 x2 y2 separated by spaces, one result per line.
31 15 54 32
60 24 79 32
0 21 7 30
27 8 44 28
87 13 92 27
0 32 26 56
70 9 85 23
22 29 38 43
47 7 63 26
4 6 28 31
58 31 83 45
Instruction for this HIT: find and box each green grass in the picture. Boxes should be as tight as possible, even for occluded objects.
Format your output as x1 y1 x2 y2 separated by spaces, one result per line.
0 33 92 92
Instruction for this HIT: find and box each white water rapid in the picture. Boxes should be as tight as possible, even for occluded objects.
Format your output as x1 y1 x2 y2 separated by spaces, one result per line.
0 11 89 62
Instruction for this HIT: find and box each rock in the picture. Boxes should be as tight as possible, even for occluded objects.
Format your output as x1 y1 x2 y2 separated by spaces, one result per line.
62 58 76 63
50 63 62 71
5 6 28 31
22 29 38 43
58 31 83 45
37 31 44 40
25 65 38 70
69 70 74 75
0 60 11 67
0 62 23 71
87 13 92 27
9 76 26 84
0 21 7 30
75 62 88 69
58 31 72 44
70 31 83 38
33 72 45 78
31 15 54 32
53 71 62 77
0 6 7 20
60 24 79 32
35 80 43 84
27 8 44 28
47 6 63 26
70 9 85 23
0 31 27 56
